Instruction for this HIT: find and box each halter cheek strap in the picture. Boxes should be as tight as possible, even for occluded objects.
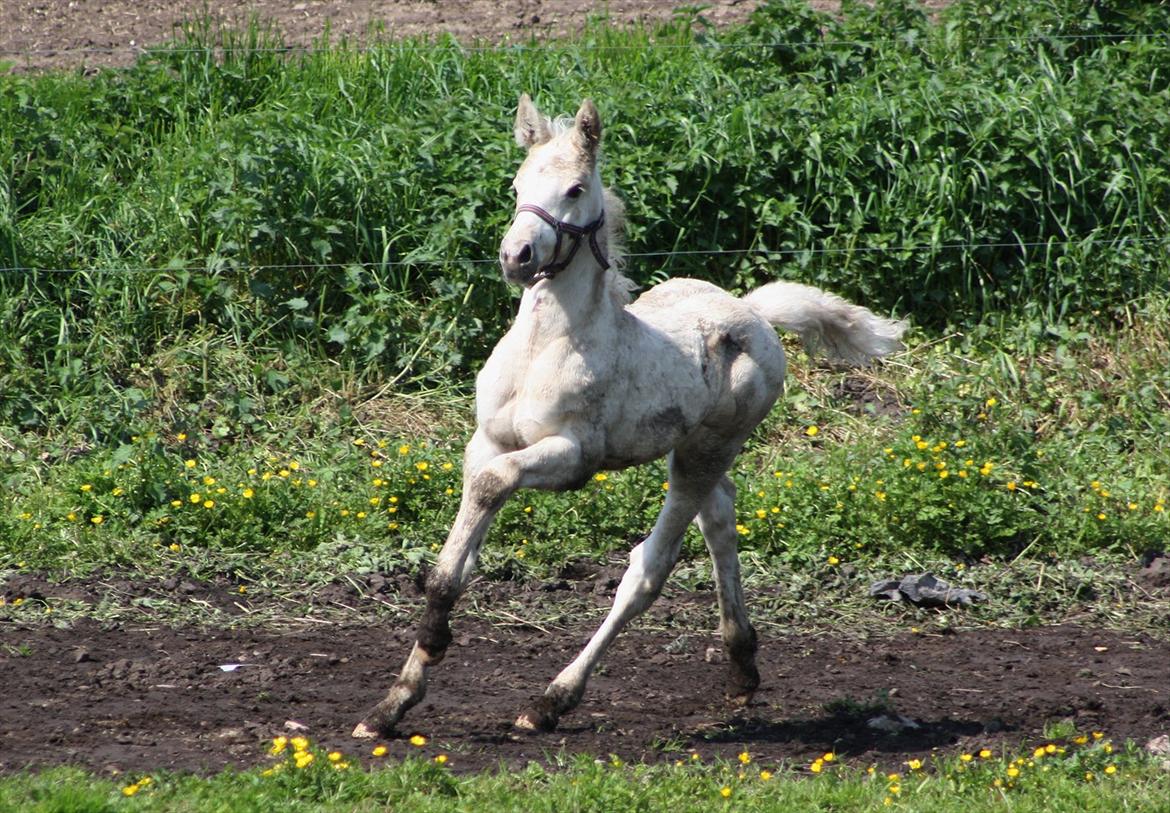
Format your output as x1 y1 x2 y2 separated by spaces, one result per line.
516 203 610 282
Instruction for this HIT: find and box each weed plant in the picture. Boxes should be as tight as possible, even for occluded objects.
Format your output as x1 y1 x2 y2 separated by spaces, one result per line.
1 0 1169 438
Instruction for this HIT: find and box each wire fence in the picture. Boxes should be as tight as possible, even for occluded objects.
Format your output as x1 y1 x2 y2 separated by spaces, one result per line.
1 234 1165 276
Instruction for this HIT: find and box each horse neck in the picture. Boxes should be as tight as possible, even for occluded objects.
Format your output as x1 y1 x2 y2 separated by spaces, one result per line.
515 255 617 344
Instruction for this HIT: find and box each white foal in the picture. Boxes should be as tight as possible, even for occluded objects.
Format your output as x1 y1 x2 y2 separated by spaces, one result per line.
353 94 906 738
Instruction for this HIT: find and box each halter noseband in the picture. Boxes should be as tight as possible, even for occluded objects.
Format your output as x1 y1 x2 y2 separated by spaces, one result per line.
516 203 610 282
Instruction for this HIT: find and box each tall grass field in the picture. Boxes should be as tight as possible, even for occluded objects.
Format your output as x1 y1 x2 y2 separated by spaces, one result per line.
1 0 1169 808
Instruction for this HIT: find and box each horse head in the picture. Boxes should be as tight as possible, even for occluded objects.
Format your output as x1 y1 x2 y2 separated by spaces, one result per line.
499 94 609 287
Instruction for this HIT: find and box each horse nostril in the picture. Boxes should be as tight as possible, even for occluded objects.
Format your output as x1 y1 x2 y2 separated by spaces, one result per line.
516 244 532 264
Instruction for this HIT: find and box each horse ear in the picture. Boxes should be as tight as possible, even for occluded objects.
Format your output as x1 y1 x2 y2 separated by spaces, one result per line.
574 99 602 154
515 93 551 148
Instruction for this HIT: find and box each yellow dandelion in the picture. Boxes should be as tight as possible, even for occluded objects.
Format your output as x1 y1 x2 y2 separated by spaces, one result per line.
906 759 921 771
806 425 819 437
291 736 310 752
960 753 973 762
372 745 388 757
594 472 608 482
1007 766 1020 778
398 444 410 455
416 461 429 472
979 749 993 759
90 515 104 525
434 754 448 765
169 543 180 552
827 556 840 565
190 493 202 503
242 488 254 499
1105 765 1117 775
719 786 732 798
810 759 823 774
738 751 751 765
1006 481 1017 491
185 459 197 469
409 734 427 747
177 432 187 441
759 769 772 781
203 500 215 509
270 736 288 755
122 784 140 797
327 751 343 763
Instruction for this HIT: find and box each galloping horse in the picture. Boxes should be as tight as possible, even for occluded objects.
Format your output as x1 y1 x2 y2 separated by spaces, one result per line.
353 95 905 737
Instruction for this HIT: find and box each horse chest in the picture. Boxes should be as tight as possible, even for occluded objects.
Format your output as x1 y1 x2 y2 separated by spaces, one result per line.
478 338 607 451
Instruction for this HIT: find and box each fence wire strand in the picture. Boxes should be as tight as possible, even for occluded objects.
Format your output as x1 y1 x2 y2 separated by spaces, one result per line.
2 235 1165 276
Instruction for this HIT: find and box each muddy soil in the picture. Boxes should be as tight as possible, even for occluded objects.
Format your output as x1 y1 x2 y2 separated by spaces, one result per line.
1 0 767 73
2 569 1168 776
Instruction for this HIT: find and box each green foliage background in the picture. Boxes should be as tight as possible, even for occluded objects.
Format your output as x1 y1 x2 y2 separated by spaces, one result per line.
2 0 1168 437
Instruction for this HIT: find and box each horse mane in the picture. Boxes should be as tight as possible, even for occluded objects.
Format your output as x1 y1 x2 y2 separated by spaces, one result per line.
602 188 635 304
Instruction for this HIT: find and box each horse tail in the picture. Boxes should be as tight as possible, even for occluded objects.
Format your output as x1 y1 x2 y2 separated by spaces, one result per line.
742 281 906 366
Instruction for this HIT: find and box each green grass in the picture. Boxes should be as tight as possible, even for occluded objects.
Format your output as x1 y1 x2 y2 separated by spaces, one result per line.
2 743 1167 812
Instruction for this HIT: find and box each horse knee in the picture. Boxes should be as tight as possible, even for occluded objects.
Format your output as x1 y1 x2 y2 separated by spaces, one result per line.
470 466 512 511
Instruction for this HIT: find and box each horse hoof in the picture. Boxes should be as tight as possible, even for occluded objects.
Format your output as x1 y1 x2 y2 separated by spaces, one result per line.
351 721 381 739
727 691 755 708
514 708 557 732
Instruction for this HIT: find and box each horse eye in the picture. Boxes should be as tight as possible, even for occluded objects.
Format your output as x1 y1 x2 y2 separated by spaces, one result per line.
566 184 584 199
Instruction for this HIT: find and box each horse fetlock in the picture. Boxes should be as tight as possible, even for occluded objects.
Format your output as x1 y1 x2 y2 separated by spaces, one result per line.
725 628 760 703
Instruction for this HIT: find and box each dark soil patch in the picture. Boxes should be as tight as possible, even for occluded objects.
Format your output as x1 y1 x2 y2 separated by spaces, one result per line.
2 593 1168 776
1 0 766 73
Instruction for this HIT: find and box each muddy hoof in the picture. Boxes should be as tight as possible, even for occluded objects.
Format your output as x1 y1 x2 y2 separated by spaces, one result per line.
351 720 382 739
514 706 558 732
727 690 755 708
351 708 399 739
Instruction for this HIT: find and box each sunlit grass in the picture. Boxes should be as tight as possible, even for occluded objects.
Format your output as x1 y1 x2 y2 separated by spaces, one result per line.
1 732 1166 813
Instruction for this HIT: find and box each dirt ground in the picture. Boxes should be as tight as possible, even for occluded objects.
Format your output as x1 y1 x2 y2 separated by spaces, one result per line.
2 567 1169 776
0 0 960 73
1 0 768 73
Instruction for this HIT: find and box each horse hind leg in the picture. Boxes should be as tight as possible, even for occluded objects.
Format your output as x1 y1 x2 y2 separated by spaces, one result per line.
515 448 733 732
695 475 760 706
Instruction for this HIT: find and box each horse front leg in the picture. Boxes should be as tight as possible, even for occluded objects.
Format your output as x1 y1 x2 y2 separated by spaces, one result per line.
352 430 586 739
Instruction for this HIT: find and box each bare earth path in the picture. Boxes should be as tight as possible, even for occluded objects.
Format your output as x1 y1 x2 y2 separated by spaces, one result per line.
1 570 1168 775
1 0 766 72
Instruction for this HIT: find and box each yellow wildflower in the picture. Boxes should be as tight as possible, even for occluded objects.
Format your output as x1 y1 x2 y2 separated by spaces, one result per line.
409 734 427 747
372 745 388 757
